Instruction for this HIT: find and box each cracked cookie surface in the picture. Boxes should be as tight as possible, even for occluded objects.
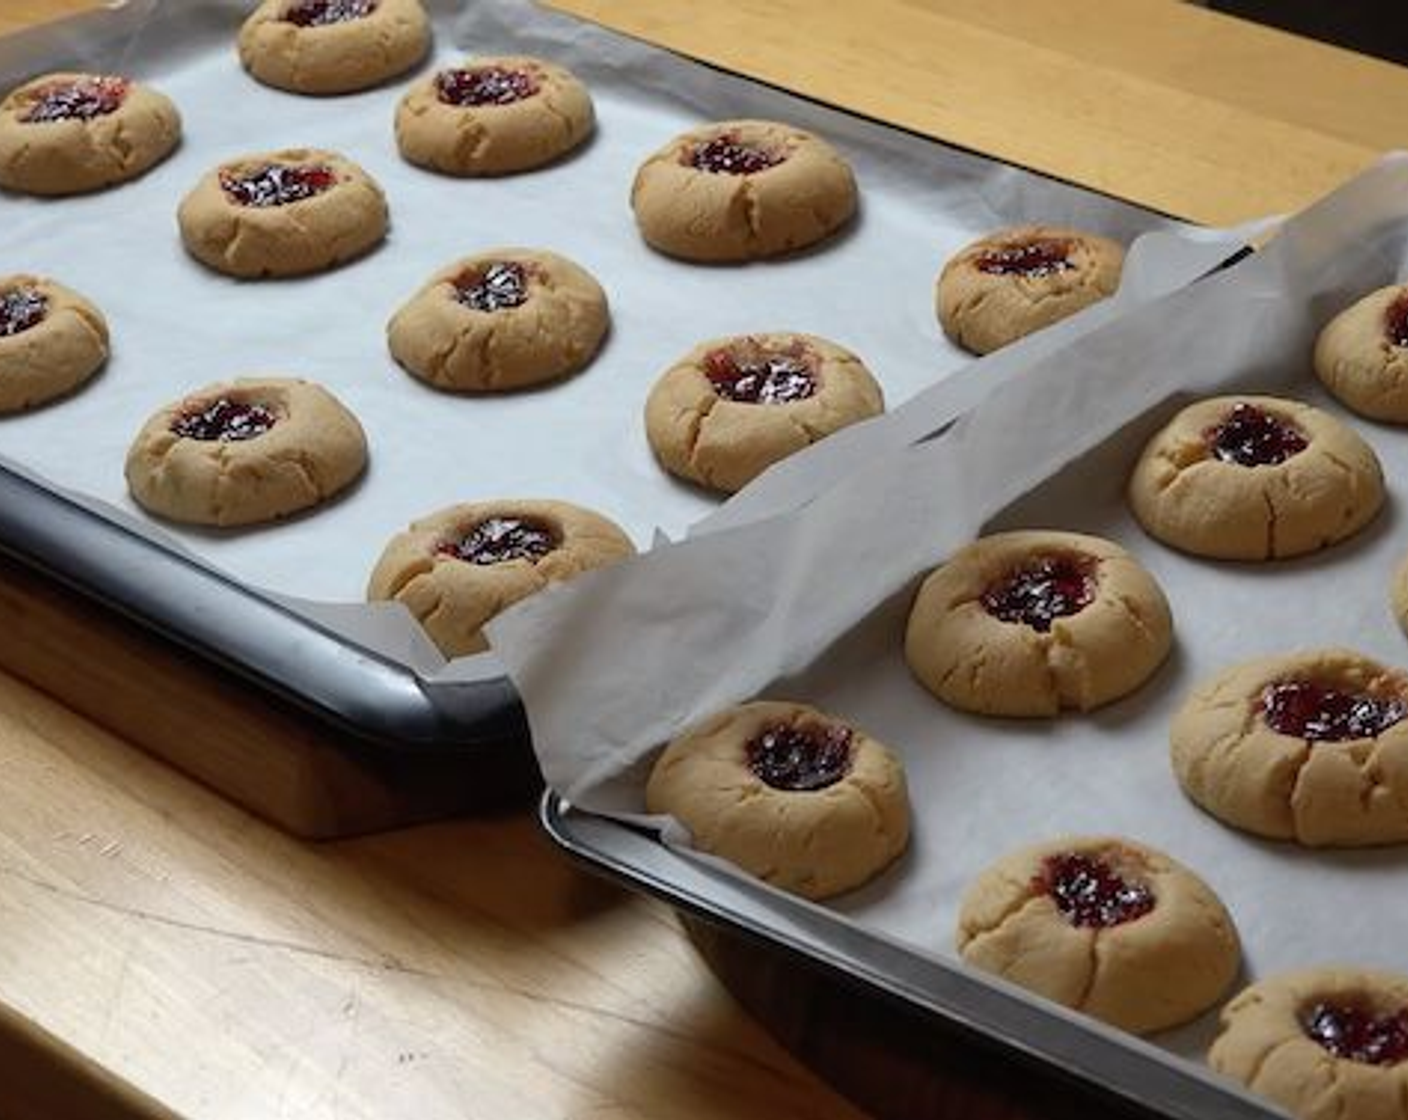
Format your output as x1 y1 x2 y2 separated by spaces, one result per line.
904 530 1172 717
366 498 634 657
935 224 1124 355
1171 648 1408 846
1128 395 1384 561
643 331 883 493
1211 967 1408 1120
395 55 592 176
630 119 857 262
1314 284 1408 423
644 700 910 901
125 376 367 527
238 0 430 95
0 274 108 413
386 247 608 391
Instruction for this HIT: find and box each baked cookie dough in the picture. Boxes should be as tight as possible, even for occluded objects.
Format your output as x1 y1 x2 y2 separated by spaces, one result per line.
1128 395 1384 561
1392 553 1408 638
631 119 857 262
0 275 108 413
386 248 608 391
0 72 180 196
238 0 430 95
957 836 1239 1035
935 225 1124 355
366 499 634 657
904 530 1172 717
645 700 910 900
125 377 367 527
1171 648 1408 847
643 332 883 493
177 148 388 278
396 55 593 176
1211 967 1408 1120
1314 284 1408 422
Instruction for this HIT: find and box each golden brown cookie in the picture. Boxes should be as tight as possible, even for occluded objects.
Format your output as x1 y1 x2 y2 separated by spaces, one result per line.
631 119 857 262
366 499 635 657
0 73 180 196
0 275 108 413
643 332 883 493
238 0 430 96
395 55 593 176
1128 395 1384 561
903 530 1172 717
386 248 608 391
956 835 1240 1035
125 377 367 527
1171 648 1408 847
177 148 388 279
934 225 1124 355
645 700 910 901
1211 967 1408 1120
1314 284 1408 422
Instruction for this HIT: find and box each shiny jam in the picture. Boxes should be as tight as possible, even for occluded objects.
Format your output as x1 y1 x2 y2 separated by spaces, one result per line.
746 722 853 792
1303 1002 1408 1066
435 67 539 107
20 76 128 123
219 164 337 208
981 553 1097 633
1386 292 1408 348
453 262 530 313
704 344 817 404
1261 681 1407 742
1039 853 1155 929
975 239 1073 278
689 135 782 175
283 0 376 26
172 399 277 442
437 517 558 566
1205 403 1308 467
0 288 48 337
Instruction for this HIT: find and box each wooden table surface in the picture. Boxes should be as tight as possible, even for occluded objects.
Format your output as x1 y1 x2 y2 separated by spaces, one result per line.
3 3 1408 1119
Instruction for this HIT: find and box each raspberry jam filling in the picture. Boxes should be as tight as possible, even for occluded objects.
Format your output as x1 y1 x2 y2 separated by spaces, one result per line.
689 135 783 175
283 0 376 26
435 67 539 107
975 239 1074 278
1303 1002 1408 1066
453 262 530 313
220 164 337 208
172 399 277 442
0 288 48 337
20 76 128 123
1386 292 1408 348
981 553 1098 633
704 344 817 404
1261 680 1407 742
1206 402 1308 467
746 722 853 792
437 516 559 566
1039 853 1155 929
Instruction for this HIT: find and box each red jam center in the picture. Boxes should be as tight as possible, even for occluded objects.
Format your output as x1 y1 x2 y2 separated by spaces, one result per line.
454 262 530 313
1261 680 1407 742
1304 1002 1408 1066
220 164 337 208
283 0 376 26
20 76 128 123
172 399 277 442
689 136 783 175
1039 853 1155 929
1206 402 1308 467
0 288 47 337
704 345 817 404
976 239 1074 278
746 722 853 792
981 553 1097 633
435 67 539 107
1386 292 1408 348
438 517 558 566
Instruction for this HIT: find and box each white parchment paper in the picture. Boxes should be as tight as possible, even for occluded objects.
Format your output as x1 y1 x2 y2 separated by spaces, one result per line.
0 0 1241 677
490 153 1408 1063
